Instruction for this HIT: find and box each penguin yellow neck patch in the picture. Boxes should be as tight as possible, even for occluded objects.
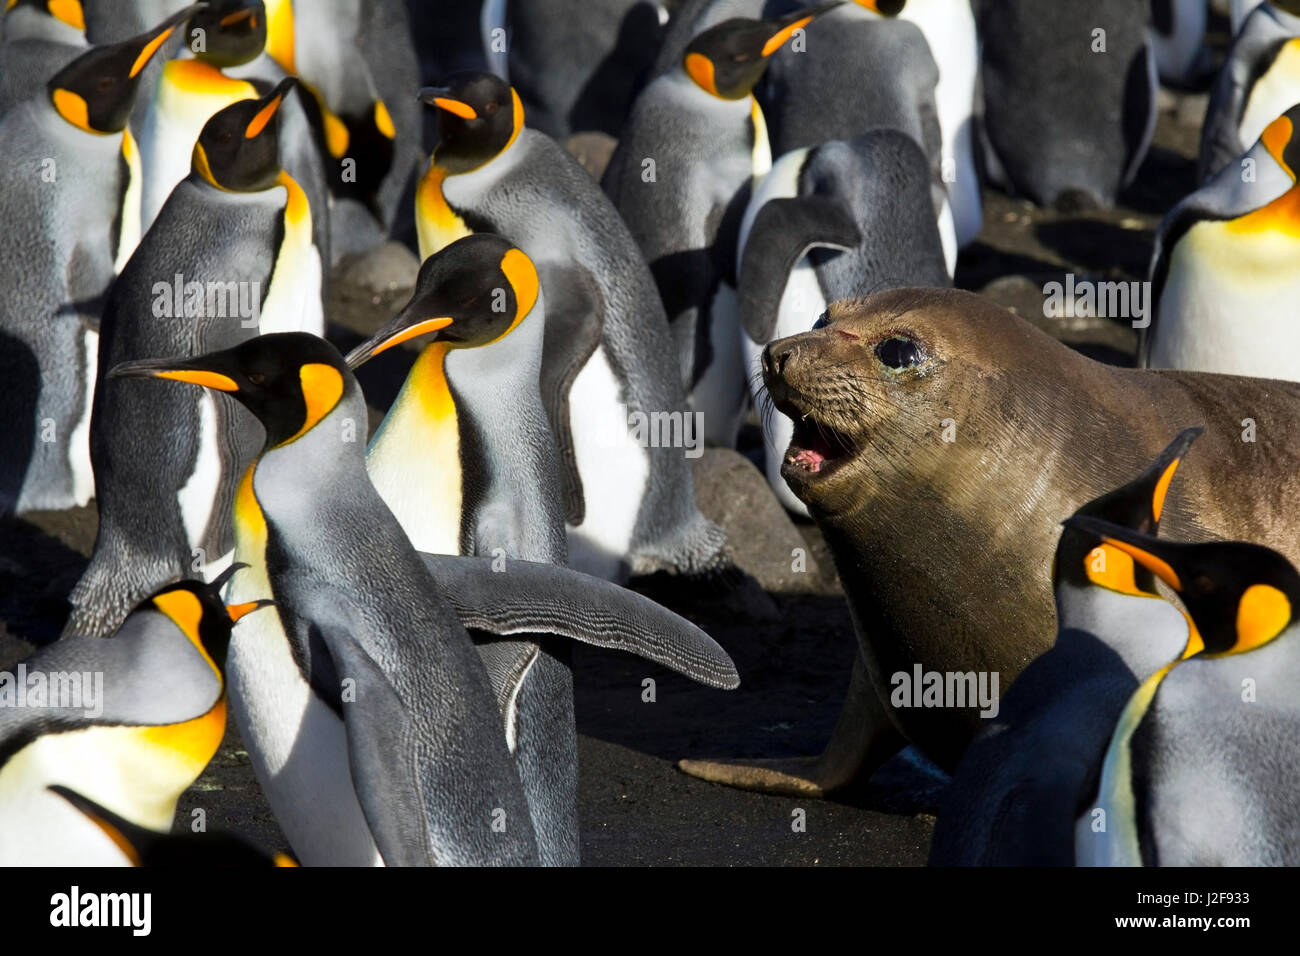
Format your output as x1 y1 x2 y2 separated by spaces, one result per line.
264 0 295 73
48 0 84 31
416 162 473 259
1084 544 1151 598
279 363 344 447
1225 183 1300 237
163 58 255 97
374 99 396 139
152 589 220 678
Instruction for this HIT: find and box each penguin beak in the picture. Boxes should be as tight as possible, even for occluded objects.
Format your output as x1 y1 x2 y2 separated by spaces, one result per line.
245 76 296 139
226 599 274 623
109 356 240 393
761 1 842 56
128 3 209 78
418 86 477 119
1061 516 1185 592
219 5 256 27
345 314 454 369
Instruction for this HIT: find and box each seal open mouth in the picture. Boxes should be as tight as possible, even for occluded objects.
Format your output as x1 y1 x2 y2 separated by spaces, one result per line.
783 411 856 478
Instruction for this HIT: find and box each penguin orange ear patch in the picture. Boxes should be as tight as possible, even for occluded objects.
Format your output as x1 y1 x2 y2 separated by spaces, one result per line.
685 52 718 95
51 88 93 133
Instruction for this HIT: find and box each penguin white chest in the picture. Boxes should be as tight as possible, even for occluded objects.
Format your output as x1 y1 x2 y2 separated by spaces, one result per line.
259 174 324 337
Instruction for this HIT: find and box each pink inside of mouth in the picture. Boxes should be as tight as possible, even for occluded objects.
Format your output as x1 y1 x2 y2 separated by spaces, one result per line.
789 448 827 472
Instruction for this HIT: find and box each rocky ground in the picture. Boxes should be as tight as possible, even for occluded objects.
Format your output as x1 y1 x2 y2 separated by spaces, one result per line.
0 77 1212 865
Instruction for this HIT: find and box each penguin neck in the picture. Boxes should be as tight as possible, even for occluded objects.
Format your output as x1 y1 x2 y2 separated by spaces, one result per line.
750 96 772 180
1226 179 1300 238
115 126 142 271
1054 581 1191 678
366 342 465 556
416 160 475 260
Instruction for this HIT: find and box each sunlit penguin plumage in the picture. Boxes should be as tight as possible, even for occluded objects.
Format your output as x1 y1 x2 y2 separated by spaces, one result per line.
1068 516 1300 865
1145 105 1300 379
0 567 269 866
65 81 308 642
414 71 728 582
0 7 198 515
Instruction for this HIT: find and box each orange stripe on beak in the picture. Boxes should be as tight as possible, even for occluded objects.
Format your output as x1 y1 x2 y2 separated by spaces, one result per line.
153 369 241 392
245 94 284 138
369 316 455 357
761 16 812 56
433 97 477 120
130 25 176 78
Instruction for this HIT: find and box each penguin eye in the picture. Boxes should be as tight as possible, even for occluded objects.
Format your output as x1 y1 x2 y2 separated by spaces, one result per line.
483 101 500 115
98 77 116 92
874 335 923 370
216 131 232 144
247 371 267 386
733 53 750 63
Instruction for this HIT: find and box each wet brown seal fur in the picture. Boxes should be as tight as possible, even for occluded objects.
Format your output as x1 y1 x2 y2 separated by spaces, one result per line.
681 286 1300 788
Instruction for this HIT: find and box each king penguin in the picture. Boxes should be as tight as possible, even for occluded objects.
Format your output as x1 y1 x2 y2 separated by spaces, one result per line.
975 0 1157 209
347 235 577 865
1067 517 1300 865
0 0 87 115
0 565 270 866
1199 0 1300 184
347 236 742 865
1149 0 1211 86
930 429 1204 866
603 2 843 448
49 786 297 866
110 333 739 865
414 71 729 582
1144 104 1300 379
734 130 952 514
0 6 200 516
64 80 311 642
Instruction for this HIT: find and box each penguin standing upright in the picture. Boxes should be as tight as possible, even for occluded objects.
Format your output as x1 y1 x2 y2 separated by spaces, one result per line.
734 130 952 513
0 567 270 866
603 3 842 448
413 71 727 582
1149 0 1211 86
0 7 200 515
975 0 1157 208
1144 105 1300 379
0 0 87 115
1067 517 1300 865
347 237 578 865
111 333 738 865
930 429 1203 866
1199 0 1300 184
756 2 956 272
64 81 311 641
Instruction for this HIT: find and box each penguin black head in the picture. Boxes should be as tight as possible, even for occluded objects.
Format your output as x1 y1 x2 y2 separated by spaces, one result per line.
49 787 297 867
141 564 272 675
849 0 905 14
1054 427 1203 598
189 0 266 68
1064 517 1300 657
420 72 522 173
1259 102 1300 182
6 0 85 31
192 76 295 191
45 4 204 134
682 1 842 100
345 235 540 368
110 333 353 452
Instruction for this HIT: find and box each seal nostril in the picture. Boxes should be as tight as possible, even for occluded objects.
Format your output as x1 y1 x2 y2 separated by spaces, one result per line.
764 344 791 377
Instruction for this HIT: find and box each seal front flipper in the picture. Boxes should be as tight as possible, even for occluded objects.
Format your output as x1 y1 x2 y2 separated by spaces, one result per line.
308 621 432 866
737 196 861 344
419 552 740 689
537 263 604 525
678 649 904 798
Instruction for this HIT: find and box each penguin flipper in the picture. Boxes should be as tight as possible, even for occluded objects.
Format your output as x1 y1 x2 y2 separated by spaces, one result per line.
311 625 434 866
738 197 861 343
420 553 740 689
538 264 605 525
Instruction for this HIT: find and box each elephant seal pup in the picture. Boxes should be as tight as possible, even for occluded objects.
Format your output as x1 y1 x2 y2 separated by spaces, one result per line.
681 286 1300 788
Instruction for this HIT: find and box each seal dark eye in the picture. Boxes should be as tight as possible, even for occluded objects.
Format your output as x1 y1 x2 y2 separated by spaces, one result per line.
875 335 922 370
812 312 829 330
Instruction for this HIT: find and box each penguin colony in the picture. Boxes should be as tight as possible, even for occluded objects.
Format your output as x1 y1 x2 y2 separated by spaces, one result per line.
0 0 1297 868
